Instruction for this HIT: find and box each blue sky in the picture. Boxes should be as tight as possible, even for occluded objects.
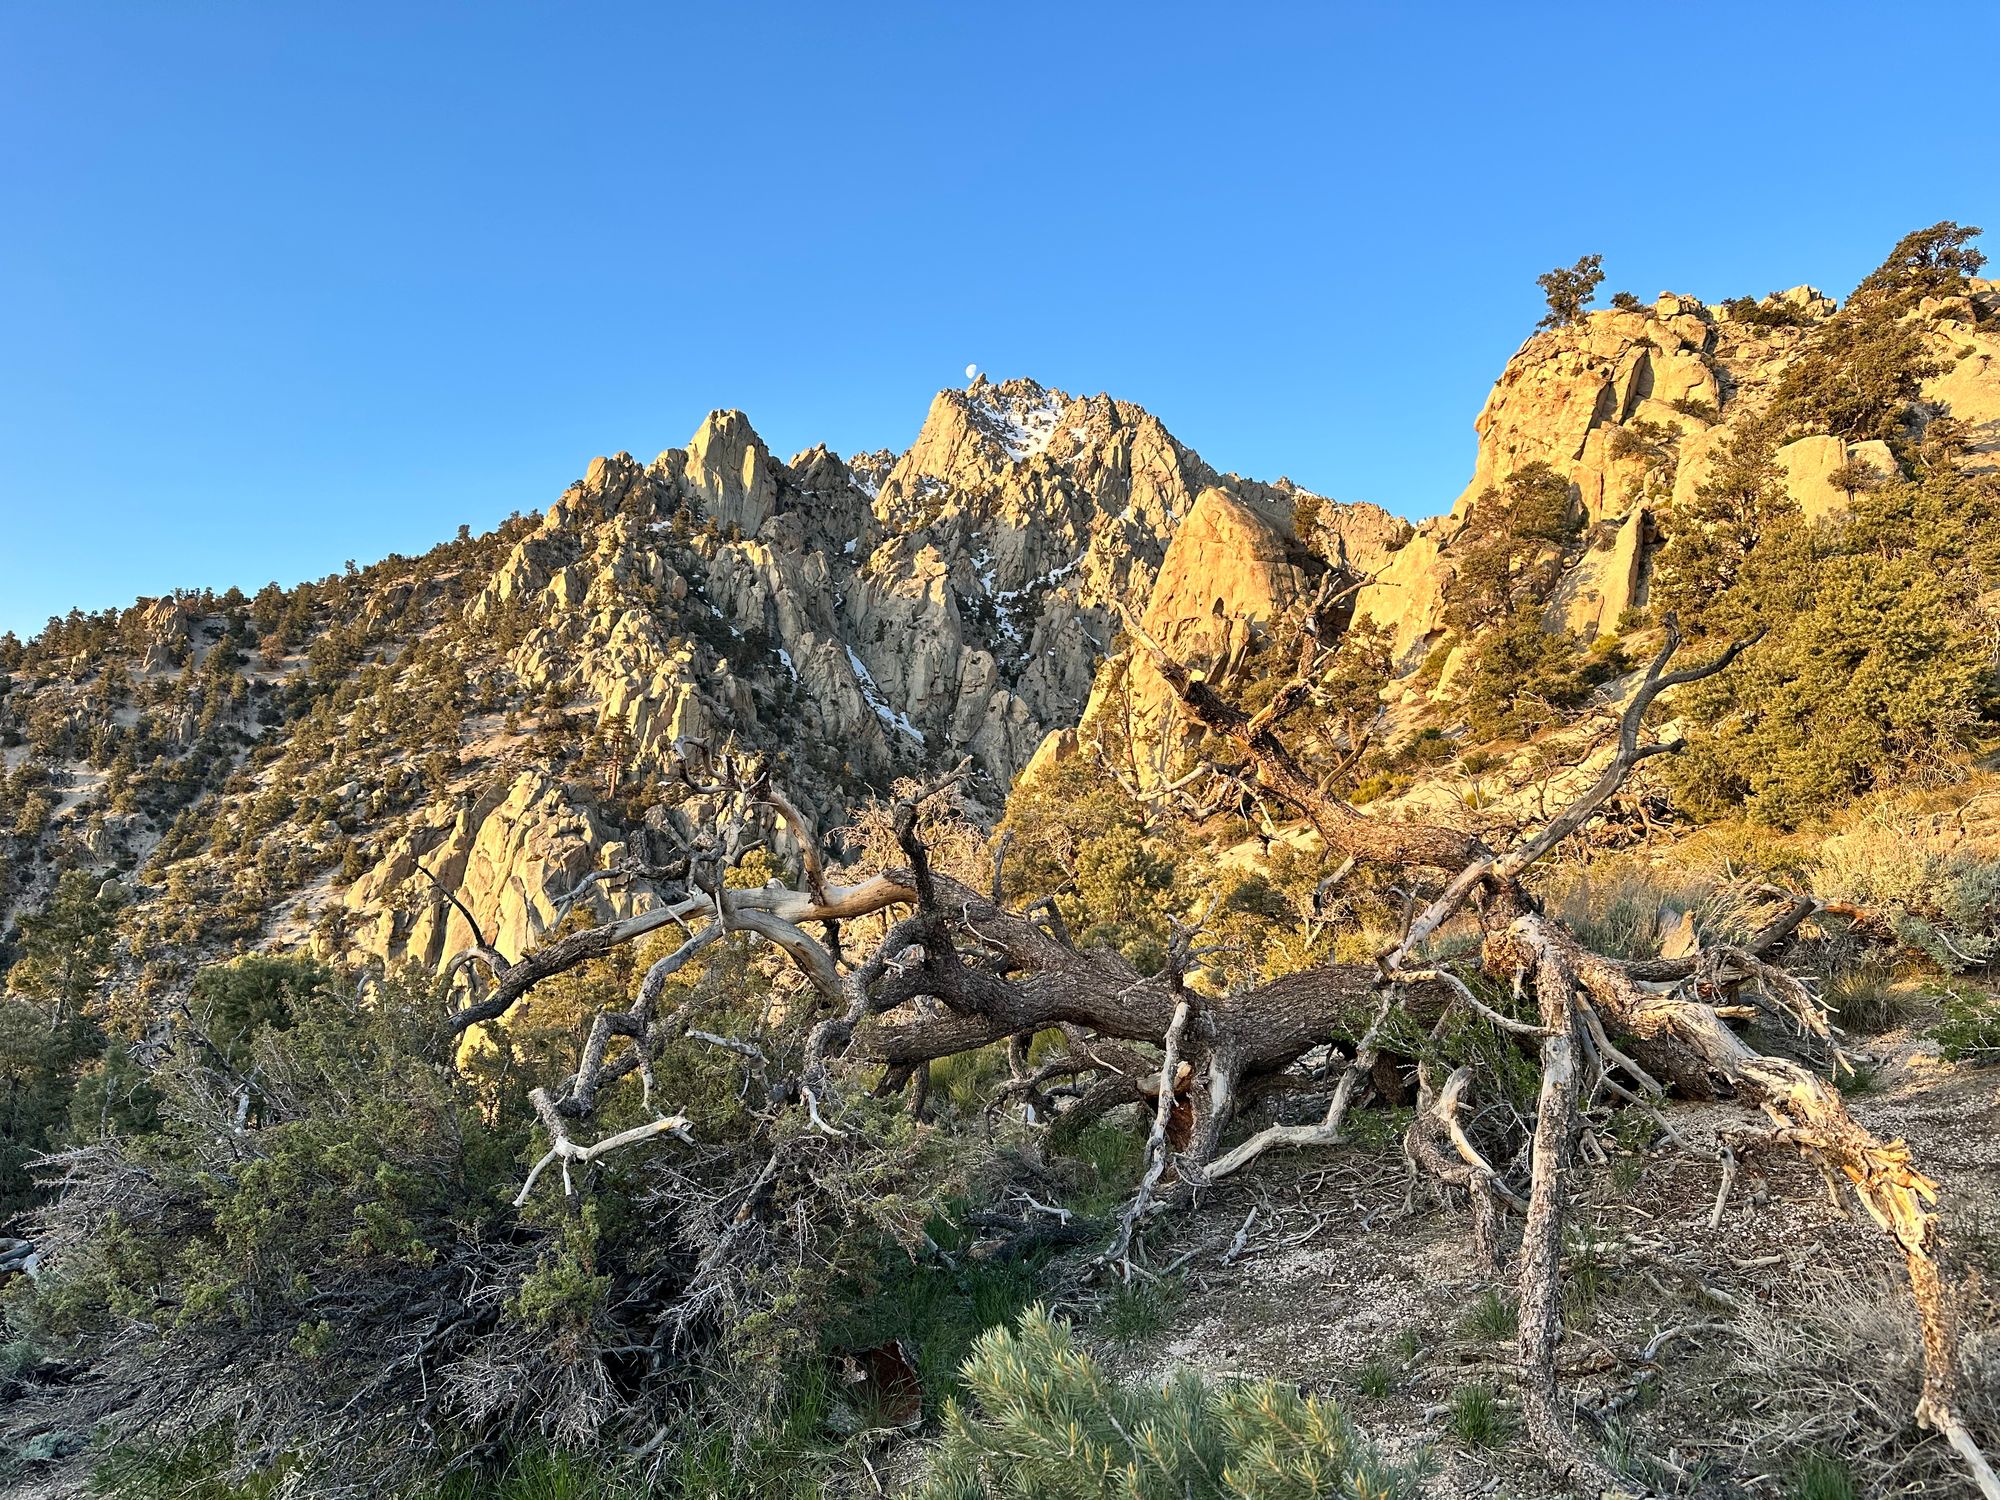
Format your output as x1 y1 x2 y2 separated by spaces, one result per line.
3 2 1996 639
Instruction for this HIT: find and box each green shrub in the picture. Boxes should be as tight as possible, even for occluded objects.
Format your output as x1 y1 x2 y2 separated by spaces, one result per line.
1442 464 1581 636
1813 814 2000 971
1456 605 1621 742
1412 639 1453 688
1720 293 1814 329
22 948 968 1497
919 1306 1420 1499
0 869 122 1211
1537 254 1604 330
826 1216 1047 1421
1652 233 1995 829
1347 773 1397 805
1661 463 2000 828
1767 299 1943 448
996 745 1179 968
1607 417 1677 466
1931 986 2000 1065
186 952 336 1063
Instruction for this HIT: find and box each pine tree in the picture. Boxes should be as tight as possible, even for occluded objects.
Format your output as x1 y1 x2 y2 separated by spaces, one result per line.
920 1306 1416 1500
1536 253 1604 328
0 870 120 1210
1854 220 1985 303
6 869 118 1020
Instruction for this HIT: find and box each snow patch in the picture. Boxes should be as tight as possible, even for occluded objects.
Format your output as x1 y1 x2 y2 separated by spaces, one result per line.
984 552 1083 647
843 645 926 746
968 381 1067 463
845 450 893 499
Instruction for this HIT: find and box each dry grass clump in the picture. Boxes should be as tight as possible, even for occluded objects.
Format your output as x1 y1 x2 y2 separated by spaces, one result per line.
1538 856 1710 960
1814 808 2000 970
1536 853 1796 963
1727 1270 2000 1495
1821 961 1923 1035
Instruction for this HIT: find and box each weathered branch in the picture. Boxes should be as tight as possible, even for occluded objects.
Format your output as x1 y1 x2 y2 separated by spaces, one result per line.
1508 898 1996 1494
1490 617 1756 883
515 1087 692 1207
1102 999 1191 1272
417 862 497 960
1493 913 1626 1493
1119 598 1489 872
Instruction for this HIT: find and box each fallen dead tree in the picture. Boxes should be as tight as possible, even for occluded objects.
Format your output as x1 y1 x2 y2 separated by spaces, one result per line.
1117 604 1995 1496
412 601 1998 1495
35 606 1984 1493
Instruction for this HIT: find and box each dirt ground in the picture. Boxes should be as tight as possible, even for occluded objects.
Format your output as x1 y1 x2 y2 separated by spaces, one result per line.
1068 1027 2000 1498
8 1027 1997 1499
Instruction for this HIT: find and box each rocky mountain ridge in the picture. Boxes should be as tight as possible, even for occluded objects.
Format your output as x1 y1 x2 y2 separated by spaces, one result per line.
3 264 1996 1002
1357 280 2000 669
0 375 1399 987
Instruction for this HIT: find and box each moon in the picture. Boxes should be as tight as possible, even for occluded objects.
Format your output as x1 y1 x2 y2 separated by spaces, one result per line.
964 363 978 381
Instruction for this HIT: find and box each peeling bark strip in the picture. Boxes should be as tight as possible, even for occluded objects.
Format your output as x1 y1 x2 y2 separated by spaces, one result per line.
427 610 1995 1493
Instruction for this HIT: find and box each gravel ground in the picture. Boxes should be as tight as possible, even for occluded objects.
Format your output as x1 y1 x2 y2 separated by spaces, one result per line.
1076 1027 2000 1498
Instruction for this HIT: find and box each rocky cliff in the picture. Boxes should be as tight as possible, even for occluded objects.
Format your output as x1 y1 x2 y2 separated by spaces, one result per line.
0 376 1402 985
1343 279 2000 667
457 379 1406 798
1019 274 2000 814
4 261 1996 998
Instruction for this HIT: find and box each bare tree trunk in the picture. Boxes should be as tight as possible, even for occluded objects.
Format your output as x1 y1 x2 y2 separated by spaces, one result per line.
1509 934 1624 1492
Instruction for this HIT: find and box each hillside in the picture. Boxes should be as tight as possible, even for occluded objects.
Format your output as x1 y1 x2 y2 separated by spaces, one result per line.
3 225 2000 1500
0 375 1409 992
8 262 1997 996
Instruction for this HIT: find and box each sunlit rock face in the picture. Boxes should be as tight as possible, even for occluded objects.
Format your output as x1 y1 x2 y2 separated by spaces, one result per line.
462 375 1402 795
290 375 1401 970
18 287 1997 981
1030 281 2000 800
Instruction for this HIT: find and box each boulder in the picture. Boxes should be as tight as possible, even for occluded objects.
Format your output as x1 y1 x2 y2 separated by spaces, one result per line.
1016 726 1078 788
1773 435 1897 522
684 410 779 535
1545 509 1646 640
1142 486 1308 637
1105 486 1306 742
